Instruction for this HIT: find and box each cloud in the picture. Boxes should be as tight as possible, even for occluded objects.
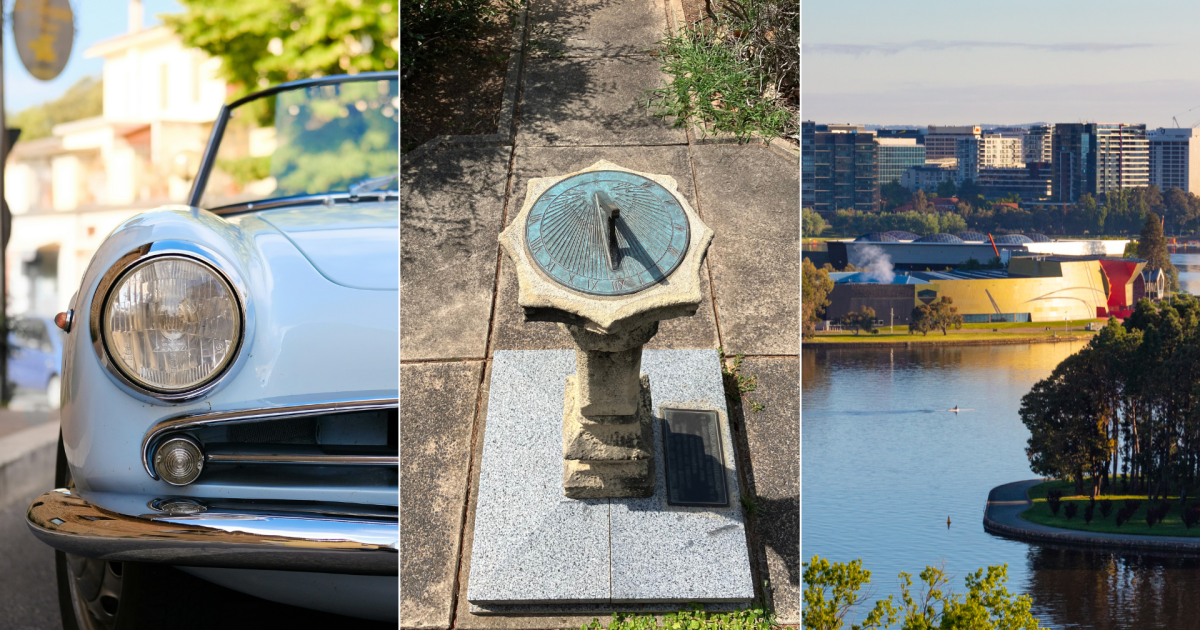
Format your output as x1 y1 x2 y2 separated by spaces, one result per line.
803 40 1157 56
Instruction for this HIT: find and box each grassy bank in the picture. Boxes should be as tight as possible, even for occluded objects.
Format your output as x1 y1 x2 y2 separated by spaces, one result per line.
807 331 1095 344
1022 479 1200 537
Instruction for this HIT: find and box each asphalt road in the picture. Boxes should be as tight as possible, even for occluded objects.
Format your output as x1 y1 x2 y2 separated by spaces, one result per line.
0 489 395 629
0 490 61 630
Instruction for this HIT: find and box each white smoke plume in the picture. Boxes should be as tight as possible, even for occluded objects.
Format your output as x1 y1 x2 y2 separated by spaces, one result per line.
850 245 895 284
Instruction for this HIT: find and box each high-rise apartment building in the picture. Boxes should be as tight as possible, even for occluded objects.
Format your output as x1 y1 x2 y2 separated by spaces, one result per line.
812 129 878 213
1148 127 1200 193
1024 124 1054 164
924 125 981 160
802 120 815 208
955 133 1024 183
875 138 926 186
1052 123 1149 202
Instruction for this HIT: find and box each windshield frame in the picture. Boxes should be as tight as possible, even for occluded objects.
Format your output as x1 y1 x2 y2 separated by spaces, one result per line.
188 71 399 215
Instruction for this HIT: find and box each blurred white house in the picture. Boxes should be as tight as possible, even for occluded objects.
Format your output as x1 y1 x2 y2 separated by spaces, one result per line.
4 0 226 317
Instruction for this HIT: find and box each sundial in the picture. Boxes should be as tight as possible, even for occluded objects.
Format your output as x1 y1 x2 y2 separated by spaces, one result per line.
500 160 713 499
525 171 690 296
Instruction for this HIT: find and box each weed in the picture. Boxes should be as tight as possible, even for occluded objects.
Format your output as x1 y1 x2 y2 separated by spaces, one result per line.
580 603 777 630
718 347 765 412
740 493 768 516
645 19 792 142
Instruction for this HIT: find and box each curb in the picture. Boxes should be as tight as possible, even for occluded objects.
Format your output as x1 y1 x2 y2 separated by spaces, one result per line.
982 480 1200 556
0 421 58 511
401 3 529 166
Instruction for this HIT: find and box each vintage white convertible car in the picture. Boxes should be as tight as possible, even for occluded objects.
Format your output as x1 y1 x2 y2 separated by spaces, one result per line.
25 72 398 627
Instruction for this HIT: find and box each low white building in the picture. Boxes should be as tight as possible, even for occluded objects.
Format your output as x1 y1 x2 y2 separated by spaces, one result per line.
4 1 226 316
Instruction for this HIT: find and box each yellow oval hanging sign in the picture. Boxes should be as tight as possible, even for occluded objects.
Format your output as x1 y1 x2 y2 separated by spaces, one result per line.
13 0 75 81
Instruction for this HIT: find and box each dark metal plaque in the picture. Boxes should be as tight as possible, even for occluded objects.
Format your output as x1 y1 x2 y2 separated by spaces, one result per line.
661 408 728 507
525 170 690 296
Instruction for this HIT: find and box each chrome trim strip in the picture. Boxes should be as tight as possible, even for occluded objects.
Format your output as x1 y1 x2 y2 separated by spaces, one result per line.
208 192 398 216
205 446 398 467
142 397 398 480
27 489 396 576
89 242 252 404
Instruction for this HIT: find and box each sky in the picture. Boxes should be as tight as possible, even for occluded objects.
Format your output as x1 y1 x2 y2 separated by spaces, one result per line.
803 0 1200 128
4 0 182 112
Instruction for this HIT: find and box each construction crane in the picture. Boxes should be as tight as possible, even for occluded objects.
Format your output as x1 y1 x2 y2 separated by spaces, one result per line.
1173 103 1200 128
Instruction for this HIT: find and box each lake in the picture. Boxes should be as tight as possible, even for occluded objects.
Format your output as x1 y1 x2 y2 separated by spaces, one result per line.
1174 252 1200 295
802 341 1200 629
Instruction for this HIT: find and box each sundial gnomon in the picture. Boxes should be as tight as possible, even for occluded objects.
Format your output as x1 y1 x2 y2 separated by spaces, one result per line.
525 171 690 296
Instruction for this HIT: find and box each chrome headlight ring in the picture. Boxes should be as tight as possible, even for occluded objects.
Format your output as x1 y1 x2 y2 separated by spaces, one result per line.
89 240 253 404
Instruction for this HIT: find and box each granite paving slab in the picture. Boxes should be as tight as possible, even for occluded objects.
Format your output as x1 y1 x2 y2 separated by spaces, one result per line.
739 357 799 623
467 349 754 607
401 145 512 361
517 57 686 147
400 361 485 629
691 143 799 355
454 358 609 630
610 350 754 602
529 0 667 58
467 351 611 605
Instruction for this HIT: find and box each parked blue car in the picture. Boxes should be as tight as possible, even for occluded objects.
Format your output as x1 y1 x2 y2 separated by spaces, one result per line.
24 72 398 626
8 316 64 409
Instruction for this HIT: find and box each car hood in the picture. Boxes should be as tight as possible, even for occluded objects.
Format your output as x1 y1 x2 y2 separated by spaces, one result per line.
258 202 397 290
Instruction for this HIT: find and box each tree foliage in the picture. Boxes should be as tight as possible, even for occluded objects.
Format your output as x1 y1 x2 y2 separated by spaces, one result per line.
165 0 397 100
9 76 103 142
910 297 961 336
803 207 826 238
828 209 966 237
1137 212 1179 291
838 306 877 336
803 557 1040 630
838 183 1200 238
802 258 834 338
1021 298 1200 501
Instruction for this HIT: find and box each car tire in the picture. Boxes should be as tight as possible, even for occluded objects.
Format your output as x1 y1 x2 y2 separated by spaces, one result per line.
47 375 61 410
53 434 180 630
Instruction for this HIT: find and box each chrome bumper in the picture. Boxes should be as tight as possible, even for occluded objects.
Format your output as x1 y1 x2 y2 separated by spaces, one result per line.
26 489 397 576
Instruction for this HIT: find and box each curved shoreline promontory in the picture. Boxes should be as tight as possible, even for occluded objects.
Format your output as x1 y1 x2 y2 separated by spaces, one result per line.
983 480 1200 555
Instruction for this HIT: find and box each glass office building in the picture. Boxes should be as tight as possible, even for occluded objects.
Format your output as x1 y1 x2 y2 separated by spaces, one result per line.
876 139 926 186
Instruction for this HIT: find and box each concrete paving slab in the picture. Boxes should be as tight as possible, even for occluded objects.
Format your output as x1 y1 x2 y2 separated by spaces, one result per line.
518 57 686 147
400 361 484 629
610 350 754 603
739 357 799 623
691 144 799 355
401 146 512 361
467 351 611 605
529 0 667 58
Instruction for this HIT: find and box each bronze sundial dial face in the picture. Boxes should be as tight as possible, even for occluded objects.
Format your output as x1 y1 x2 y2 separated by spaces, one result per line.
524 171 690 296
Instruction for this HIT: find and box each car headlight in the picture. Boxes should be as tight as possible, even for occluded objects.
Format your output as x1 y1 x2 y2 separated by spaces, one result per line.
103 256 242 392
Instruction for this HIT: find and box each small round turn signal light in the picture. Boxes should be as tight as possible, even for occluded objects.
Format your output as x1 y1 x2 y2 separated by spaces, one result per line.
54 310 73 333
154 437 205 486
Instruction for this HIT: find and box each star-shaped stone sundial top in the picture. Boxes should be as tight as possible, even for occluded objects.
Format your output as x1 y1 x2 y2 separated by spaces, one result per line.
500 160 713 336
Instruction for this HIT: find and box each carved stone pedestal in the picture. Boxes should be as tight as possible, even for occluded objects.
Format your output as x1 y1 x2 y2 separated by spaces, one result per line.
561 322 658 498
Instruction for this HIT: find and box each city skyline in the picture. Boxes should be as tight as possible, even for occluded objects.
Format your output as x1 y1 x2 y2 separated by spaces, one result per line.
804 0 1200 127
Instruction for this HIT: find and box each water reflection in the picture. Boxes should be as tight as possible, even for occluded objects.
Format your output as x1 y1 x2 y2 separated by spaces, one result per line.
1173 252 1200 295
803 341 1200 629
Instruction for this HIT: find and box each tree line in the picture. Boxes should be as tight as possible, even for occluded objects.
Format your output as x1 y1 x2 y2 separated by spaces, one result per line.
1021 296 1200 503
841 181 1200 237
